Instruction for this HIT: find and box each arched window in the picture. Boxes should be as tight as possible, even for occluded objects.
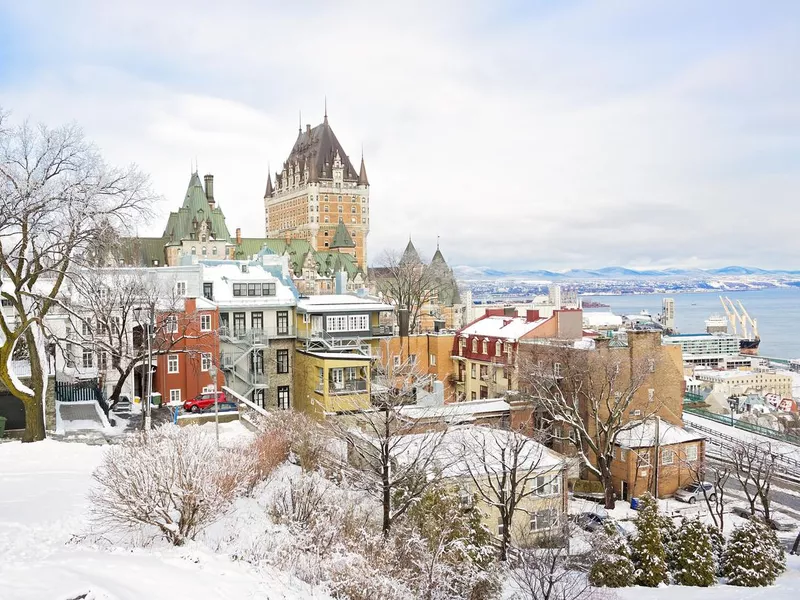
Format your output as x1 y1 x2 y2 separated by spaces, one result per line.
471 338 477 353
202 246 207 256
496 341 502 356
212 246 218 255
482 340 488 354
191 246 196 255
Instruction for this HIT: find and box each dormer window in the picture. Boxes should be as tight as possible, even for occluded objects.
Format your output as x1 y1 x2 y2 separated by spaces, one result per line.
471 338 477 353
482 340 488 354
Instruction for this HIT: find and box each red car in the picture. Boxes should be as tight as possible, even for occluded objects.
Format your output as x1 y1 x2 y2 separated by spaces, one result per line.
183 391 227 413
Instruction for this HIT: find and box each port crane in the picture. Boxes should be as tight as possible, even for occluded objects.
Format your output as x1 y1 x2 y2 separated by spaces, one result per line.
718 296 758 340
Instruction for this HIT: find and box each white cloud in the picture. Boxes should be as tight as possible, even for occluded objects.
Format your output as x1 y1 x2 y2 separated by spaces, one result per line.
1 0 798 269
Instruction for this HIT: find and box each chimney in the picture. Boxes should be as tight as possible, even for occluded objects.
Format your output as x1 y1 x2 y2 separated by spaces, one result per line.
503 306 516 317
204 174 215 208
526 309 540 322
398 308 410 338
236 228 242 245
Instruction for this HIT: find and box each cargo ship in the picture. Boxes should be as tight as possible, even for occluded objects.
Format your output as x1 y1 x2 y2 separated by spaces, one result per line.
706 297 760 355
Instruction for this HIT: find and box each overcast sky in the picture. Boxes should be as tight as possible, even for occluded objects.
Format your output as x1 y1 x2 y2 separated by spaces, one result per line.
1 1 798 270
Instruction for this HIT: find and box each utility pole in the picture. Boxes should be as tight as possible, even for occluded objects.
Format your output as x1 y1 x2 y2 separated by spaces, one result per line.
653 415 660 498
145 304 154 432
210 365 219 447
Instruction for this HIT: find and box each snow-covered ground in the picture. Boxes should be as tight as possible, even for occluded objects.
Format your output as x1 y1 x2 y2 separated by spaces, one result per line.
0 423 328 600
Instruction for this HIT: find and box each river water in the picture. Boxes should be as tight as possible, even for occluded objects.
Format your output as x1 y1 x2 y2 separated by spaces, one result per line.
582 288 800 360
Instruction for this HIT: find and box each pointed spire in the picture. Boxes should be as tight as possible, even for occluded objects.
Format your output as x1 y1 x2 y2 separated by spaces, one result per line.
358 151 369 186
401 238 422 265
331 219 356 249
298 110 302 134
264 166 274 198
324 96 328 124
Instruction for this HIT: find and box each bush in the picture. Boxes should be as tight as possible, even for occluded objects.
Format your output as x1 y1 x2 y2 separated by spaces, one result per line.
657 513 680 574
707 524 726 576
589 529 635 588
674 519 715 587
241 431 290 494
90 425 246 546
260 411 328 472
723 520 786 587
629 493 669 587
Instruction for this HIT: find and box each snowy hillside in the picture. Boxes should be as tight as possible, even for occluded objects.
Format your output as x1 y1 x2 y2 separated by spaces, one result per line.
0 428 332 600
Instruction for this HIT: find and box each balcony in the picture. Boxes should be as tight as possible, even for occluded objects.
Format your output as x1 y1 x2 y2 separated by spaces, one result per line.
219 326 294 343
317 379 369 395
370 325 393 337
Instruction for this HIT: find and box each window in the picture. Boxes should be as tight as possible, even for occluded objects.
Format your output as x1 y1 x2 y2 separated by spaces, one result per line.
200 314 211 331
168 354 179 374
496 341 502 357
619 447 628 461
203 282 213 300
631 409 642 417
686 445 698 462
430 354 437 366
262 282 276 296
98 351 108 371
347 314 369 331
317 367 324 391
530 510 555 532
202 385 214 393
553 362 562 378
497 517 505 537
233 283 245 297
482 340 488 354
661 449 675 465
471 363 476 379
251 312 263 332
175 281 187 296
393 355 401 369
648 358 655 373
459 488 472 508
170 389 181 403
535 473 561 496
277 311 289 335
82 321 92 336
277 349 289 374
408 354 417 366
201 353 212 372
326 315 348 332
165 315 178 333
190 247 196 256
212 246 218 256
648 388 655 402
202 246 207 256
278 386 290 410
248 283 259 297
233 312 246 336
480 364 488 379
82 348 94 369
471 338 477 352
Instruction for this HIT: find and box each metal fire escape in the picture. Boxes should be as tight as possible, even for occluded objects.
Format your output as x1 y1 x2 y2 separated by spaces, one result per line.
219 327 271 401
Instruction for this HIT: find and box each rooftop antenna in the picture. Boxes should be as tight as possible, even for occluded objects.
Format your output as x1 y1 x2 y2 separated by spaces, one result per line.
298 110 302 133
324 96 328 120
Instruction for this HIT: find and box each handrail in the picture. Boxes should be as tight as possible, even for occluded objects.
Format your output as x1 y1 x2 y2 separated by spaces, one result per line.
684 407 800 446
222 385 269 417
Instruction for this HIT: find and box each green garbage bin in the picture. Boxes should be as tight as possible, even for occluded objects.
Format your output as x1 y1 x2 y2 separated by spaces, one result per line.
150 392 162 408
0 416 6 439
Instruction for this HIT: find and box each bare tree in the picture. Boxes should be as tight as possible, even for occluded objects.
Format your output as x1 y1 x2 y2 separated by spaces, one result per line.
373 249 440 333
510 530 598 600
461 426 564 562
0 115 152 441
327 378 449 537
520 341 661 509
52 268 214 408
731 439 776 521
700 461 730 532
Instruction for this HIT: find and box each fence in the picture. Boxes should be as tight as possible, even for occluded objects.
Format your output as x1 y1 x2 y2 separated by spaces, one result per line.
684 406 800 447
55 380 104 403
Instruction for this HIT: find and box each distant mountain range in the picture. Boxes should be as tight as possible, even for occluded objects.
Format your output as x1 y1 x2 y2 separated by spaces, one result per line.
452 265 800 280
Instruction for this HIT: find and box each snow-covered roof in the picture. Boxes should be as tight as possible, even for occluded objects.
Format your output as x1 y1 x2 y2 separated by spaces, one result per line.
582 312 623 327
460 315 549 341
301 350 371 361
391 425 564 479
202 263 296 307
399 398 510 422
297 294 393 313
615 419 706 449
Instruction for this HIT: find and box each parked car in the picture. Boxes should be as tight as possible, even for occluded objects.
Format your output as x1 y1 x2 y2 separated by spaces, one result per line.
674 481 715 504
575 512 629 537
183 391 227 413
730 504 798 531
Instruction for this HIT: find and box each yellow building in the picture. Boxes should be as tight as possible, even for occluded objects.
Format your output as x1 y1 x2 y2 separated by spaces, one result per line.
293 293 393 418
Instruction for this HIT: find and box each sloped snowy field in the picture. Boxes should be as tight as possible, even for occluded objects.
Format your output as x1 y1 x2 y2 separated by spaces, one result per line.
0 424 332 600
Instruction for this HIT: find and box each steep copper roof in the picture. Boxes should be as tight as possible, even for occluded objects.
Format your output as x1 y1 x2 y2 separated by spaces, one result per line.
263 172 274 198
278 117 359 185
330 220 356 249
358 156 369 186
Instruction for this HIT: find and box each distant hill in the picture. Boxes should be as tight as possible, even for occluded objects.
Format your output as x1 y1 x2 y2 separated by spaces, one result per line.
452 264 800 280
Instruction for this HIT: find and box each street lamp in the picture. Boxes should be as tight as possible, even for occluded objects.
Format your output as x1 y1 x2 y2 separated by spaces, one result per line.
209 364 219 447
134 304 155 432
728 397 737 427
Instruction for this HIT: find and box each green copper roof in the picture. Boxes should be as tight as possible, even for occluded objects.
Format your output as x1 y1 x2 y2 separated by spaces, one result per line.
118 237 167 266
330 220 356 249
162 172 231 244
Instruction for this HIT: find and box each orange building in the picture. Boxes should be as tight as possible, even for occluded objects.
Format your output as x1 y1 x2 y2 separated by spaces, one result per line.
152 297 224 406
381 333 458 402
